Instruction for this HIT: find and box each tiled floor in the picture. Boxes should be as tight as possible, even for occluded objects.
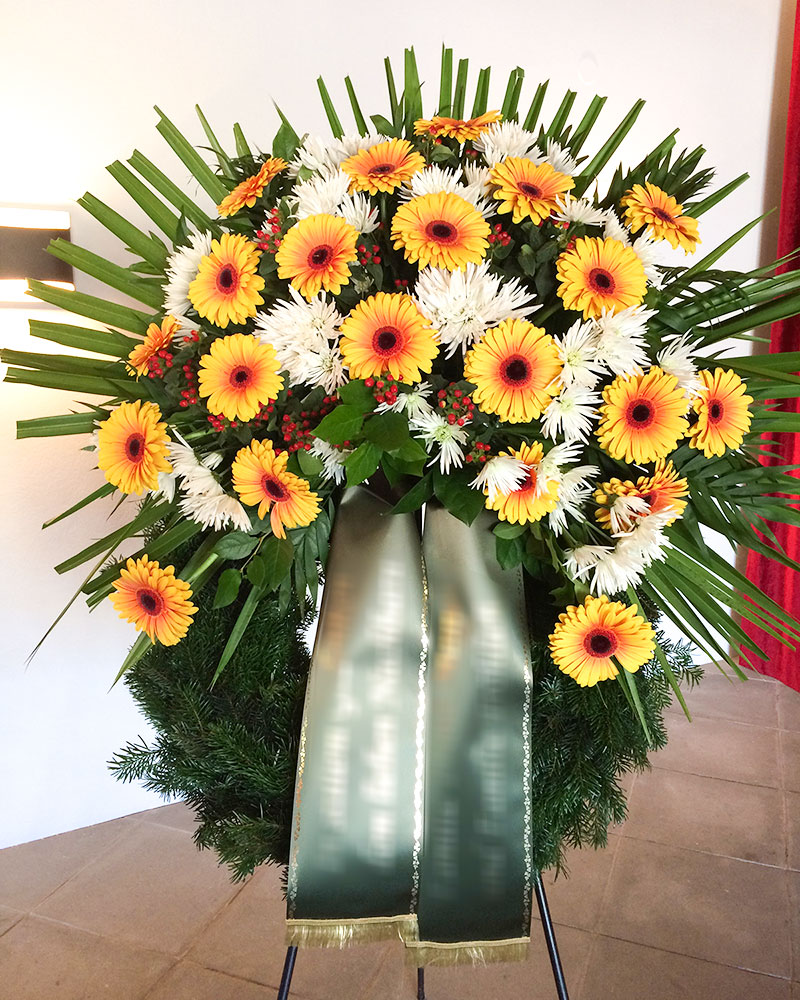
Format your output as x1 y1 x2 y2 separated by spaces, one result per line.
1 669 799 999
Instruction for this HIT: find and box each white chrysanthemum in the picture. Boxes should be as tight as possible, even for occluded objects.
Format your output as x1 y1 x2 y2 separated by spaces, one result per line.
607 494 651 535
631 232 665 288
603 210 632 245
256 288 344 390
339 192 379 234
400 165 493 216
473 121 539 166
542 138 579 176
163 231 213 318
549 465 600 535
309 438 349 485
470 454 528 502
152 470 177 503
657 334 704 399
410 410 469 474
593 305 655 377
541 384 601 442
293 169 351 218
414 262 536 357
169 442 219 493
552 194 607 228
554 319 605 388
565 544 614 583
566 543 646 595
375 382 435 419
303 343 347 394
289 133 388 177
463 162 493 197
535 440 583 494
168 442 250 531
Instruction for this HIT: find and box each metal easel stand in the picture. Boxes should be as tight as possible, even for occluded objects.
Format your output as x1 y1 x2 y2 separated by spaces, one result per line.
276 876 569 1000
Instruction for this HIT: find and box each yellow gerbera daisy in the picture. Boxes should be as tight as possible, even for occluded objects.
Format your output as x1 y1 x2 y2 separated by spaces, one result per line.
197 333 283 423
216 158 288 217
97 400 172 495
485 441 560 524
463 318 562 423
413 110 502 143
110 555 197 646
231 438 321 539
595 460 689 530
596 368 689 464
391 192 490 271
688 368 753 457
342 138 426 195
549 594 655 688
490 158 575 225
127 315 180 377
556 237 647 319
621 182 701 253
188 233 265 329
339 292 439 384
275 213 358 300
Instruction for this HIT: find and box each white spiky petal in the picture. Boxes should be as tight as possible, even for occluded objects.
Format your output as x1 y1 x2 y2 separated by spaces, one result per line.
470 454 528 502
543 138 579 176
288 132 388 176
473 121 539 166
657 334 704 398
256 289 345 391
592 305 655 377
309 439 349 485
552 194 607 227
554 319 605 388
168 442 250 532
541 384 601 442
548 465 600 535
375 382 435 419
410 410 469 474
162 231 213 318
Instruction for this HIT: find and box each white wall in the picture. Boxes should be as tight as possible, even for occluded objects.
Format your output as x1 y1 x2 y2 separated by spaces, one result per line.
0 0 794 847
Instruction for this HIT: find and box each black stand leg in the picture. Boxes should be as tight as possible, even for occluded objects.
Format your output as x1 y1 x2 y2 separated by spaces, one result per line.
417 967 426 1000
534 874 569 1000
277 945 297 1000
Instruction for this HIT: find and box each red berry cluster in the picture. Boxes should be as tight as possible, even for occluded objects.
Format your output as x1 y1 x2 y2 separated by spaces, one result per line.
487 223 511 247
363 376 399 406
281 396 338 452
146 348 174 379
436 385 475 428
178 361 200 408
357 243 381 267
255 207 283 254
206 413 240 432
465 441 492 464
393 278 410 289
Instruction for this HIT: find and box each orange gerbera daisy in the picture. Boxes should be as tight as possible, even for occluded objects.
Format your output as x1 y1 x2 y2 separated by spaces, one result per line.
596 368 689 464
127 315 181 377
97 400 172 495
549 594 655 687
463 318 562 423
490 158 575 225
216 158 288 217
188 233 265 328
197 333 283 422
413 110 502 143
231 438 320 538
485 441 559 524
110 555 197 646
556 237 647 319
391 192 490 271
342 138 425 195
595 460 689 531
621 182 701 253
339 292 439 384
688 368 753 457
275 213 358 300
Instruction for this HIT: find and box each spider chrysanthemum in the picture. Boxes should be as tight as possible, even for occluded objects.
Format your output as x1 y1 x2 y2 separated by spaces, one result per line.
485 441 560 525
688 368 753 457
339 292 439 384
110 556 197 646
275 213 358 300
621 182 700 253
197 333 284 422
556 237 647 319
490 158 575 225
391 192 490 271
97 400 172 495
342 138 426 195
596 368 689 464
231 438 321 538
188 233 265 328
216 158 288 217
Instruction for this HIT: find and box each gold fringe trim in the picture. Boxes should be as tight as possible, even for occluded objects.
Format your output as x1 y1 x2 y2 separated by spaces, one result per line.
286 914 419 949
403 937 530 967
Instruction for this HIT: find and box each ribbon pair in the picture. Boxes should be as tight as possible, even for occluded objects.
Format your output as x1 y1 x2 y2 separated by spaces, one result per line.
286 486 533 965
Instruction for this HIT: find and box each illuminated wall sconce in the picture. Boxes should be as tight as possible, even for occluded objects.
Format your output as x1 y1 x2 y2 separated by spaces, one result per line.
0 207 74 306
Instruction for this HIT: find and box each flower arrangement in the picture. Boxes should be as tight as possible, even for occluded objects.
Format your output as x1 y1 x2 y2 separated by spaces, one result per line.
7 47 800 738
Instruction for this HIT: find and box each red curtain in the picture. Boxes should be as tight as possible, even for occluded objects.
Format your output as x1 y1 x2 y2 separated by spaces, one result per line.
743 1 800 691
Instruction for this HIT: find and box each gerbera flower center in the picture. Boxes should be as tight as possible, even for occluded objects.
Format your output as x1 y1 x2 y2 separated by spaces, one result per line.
518 182 543 198
262 475 288 501
501 355 532 386
124 433 146 463
708 400 724 423
372 326 403 356
588 268 615 293
308 245 333 269
426 220 458 244
652 207 675 223
514 467 537 493
628 400 655 428
369 163 395 175
641 491 657 507
137 588 164 617
585 629 618 658
216 264 239 294
229 365 253 387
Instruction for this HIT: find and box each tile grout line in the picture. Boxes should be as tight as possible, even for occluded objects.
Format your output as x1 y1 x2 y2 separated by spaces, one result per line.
613 828 797 872
778 727 796 984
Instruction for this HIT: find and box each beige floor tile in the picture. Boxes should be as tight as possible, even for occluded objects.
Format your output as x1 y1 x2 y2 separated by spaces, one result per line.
582 933 792 1000
782 730 800 792
540 836 621 933
778 685 800 732
143 961 275 999
788 792 800 871
0 816 135 910
362 925 593 1000
0 903 24 936
137 802 198 834
652 715 781 787
597 838 791 977
0 915 173 1000
34 821 240 956
790 870 800 982
679 671 779 728
623 768 785 865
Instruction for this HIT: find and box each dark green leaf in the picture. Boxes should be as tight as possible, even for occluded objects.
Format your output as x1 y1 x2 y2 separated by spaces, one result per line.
345 441 382 486
364 411 410 451
213 568 242 609
213 532 259 559
312 404 365 444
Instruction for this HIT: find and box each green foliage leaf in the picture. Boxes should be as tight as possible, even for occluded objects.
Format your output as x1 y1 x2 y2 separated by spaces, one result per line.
390 473 433 513
364 411 410 451
213 568 242 609
312 404 365 445
337 379 377 413
214 532 259 560
345 442 382 486
260 535 295 590
432 468 485 525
